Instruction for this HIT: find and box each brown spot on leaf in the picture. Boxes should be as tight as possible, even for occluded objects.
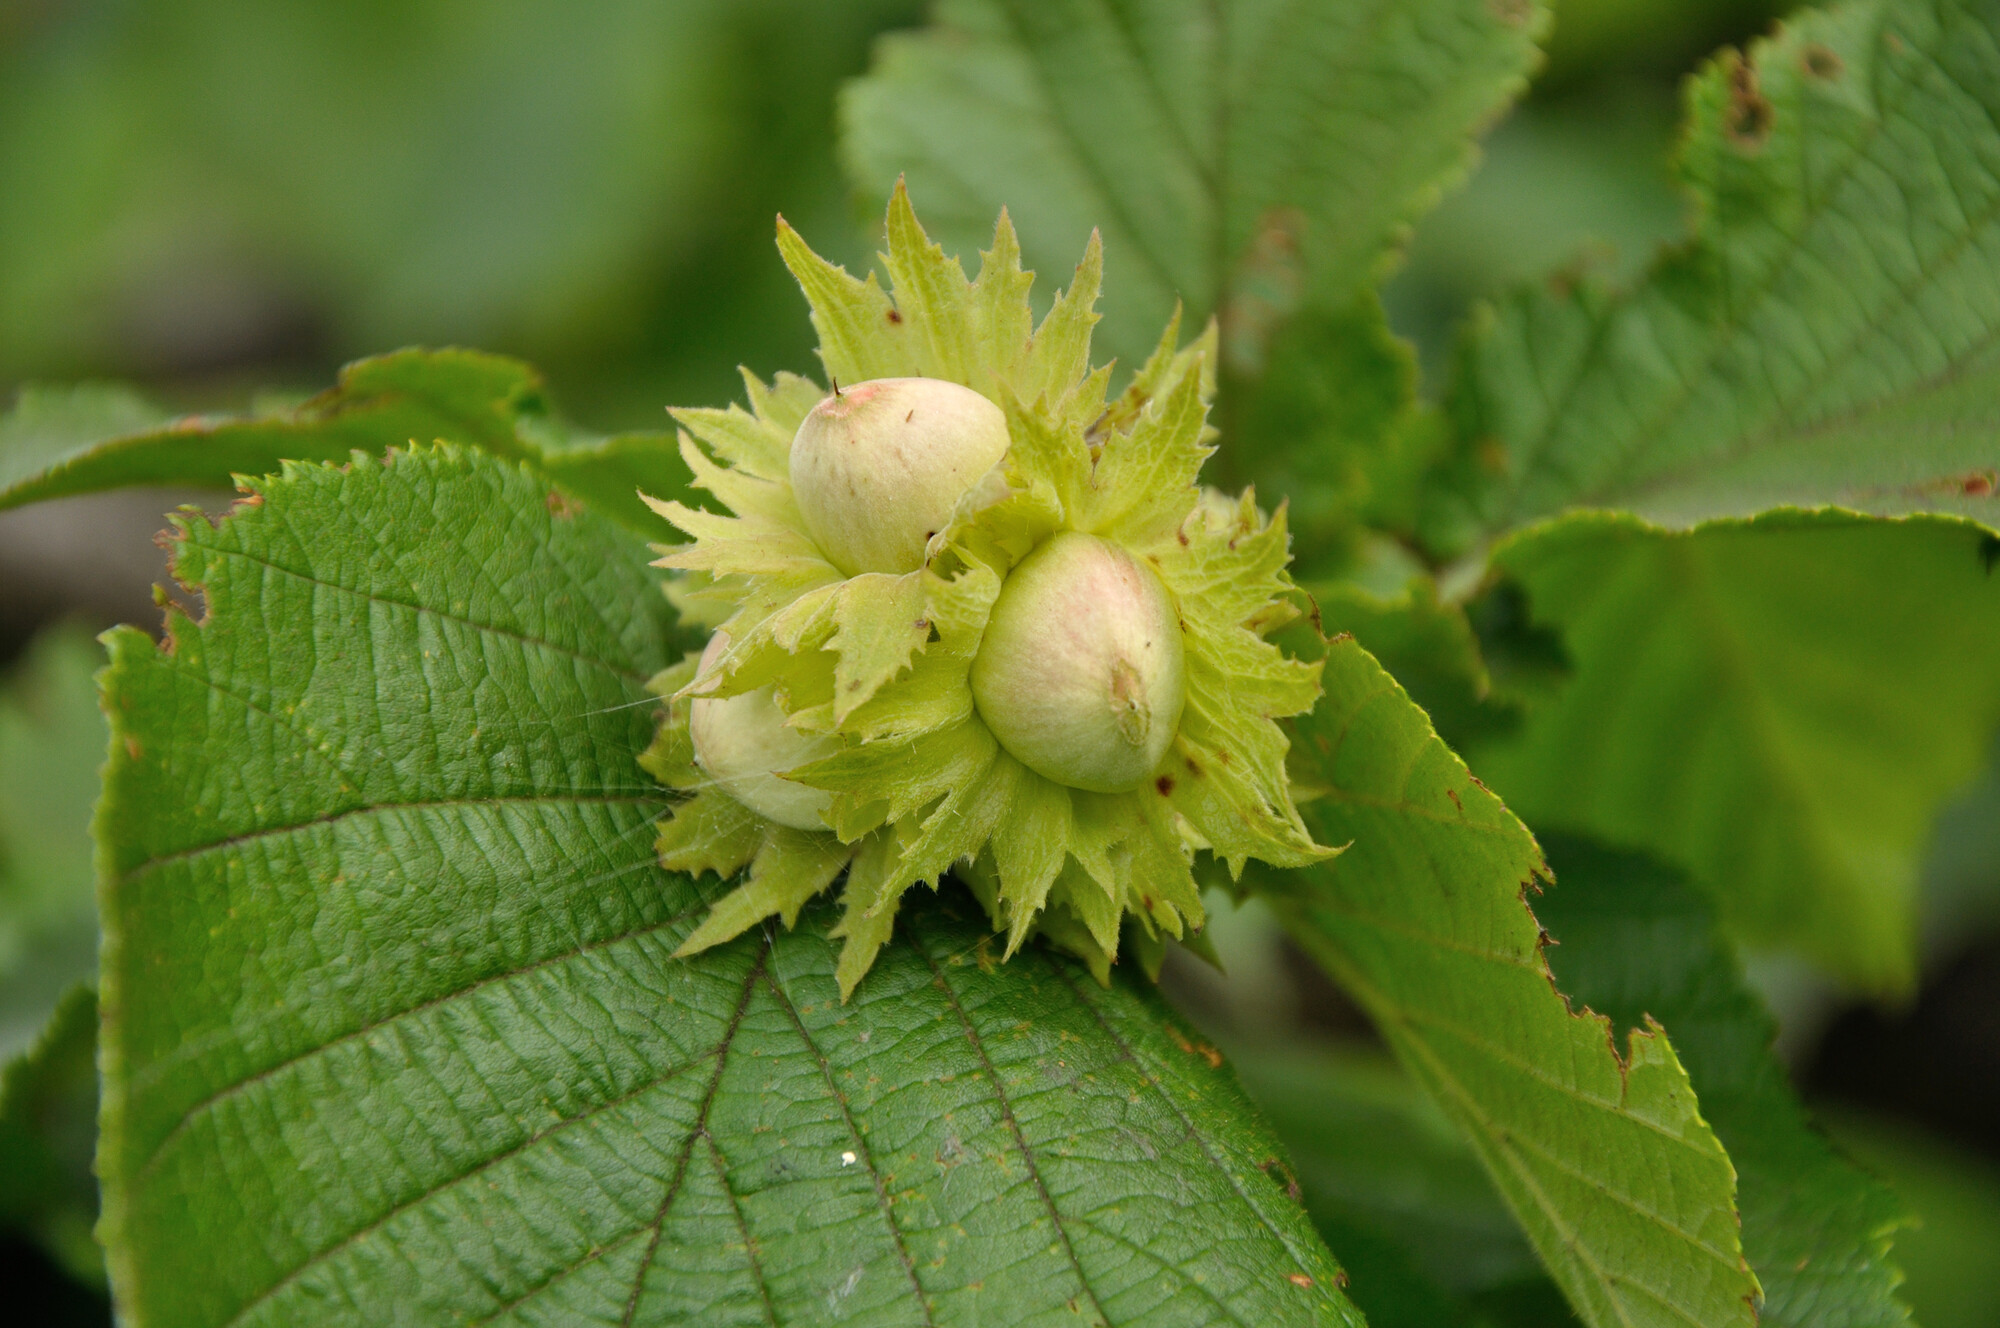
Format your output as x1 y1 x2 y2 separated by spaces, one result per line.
124 735 142 762
1446 787 1463 813
886 308 903 324
1288 1274 1314 1289
1184 756 1203 777
545 489 582 519
1725 53 1774 149
1167 1024 1224 1068
1802 43 1844 80
1957 470 1996 497
1155 775 1175 796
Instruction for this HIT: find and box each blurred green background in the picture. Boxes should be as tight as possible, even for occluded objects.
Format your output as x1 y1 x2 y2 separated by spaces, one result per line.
2 0 1995 1323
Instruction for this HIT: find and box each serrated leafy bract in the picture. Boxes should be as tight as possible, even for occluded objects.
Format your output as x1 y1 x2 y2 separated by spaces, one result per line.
0 350 691 533
1262 635 1758 1328
1430 0 2000 550
648 188 1328 992
93 446 1359 1326
1535 835 1911 1328
1477 509 2000 992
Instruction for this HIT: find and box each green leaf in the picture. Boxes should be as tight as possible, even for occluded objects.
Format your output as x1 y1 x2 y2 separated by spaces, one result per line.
842 0 1546 548
0 625 107 1063
1430 0 2000 552
1262 634 1759 1328
0 350 692 533
1477 509 2000 992
1533 834 1911 1328
0 984 102 1286
1306 576 1519 754
1820 1108 2000 1328
0 625 108 1285
94 446 1359 1326
844 0 1548 368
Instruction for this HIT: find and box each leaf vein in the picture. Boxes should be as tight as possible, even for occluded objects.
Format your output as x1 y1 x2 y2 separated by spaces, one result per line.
620 942 767 1328
216 1042 720 1328
764 969 937 1325
200 541 653 683
133 886 707 1179
122 792 666 882
707 1134 780 1328
923 943 1109 1325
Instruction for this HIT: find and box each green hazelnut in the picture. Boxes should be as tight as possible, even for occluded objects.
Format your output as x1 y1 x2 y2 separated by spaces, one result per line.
687 632 836 831
970 531 1186 793
788 377 1009 575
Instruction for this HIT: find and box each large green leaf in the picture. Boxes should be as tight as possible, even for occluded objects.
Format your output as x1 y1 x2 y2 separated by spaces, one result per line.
94 446 1358 1326
1261 635 1759 1328
1535 834 1911 1328
1477 509 2000 992
0 350 690 533
842 0 1547 551
0 625 107 1063
844 0 1548 366
1429 0 2000 552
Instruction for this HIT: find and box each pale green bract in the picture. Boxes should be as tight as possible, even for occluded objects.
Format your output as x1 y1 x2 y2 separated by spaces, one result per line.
643 185 1332 996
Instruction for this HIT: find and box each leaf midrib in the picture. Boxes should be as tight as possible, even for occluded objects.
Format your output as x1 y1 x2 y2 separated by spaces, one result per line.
199 541 654 685
1584 314 2000 520
120 792 665 884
